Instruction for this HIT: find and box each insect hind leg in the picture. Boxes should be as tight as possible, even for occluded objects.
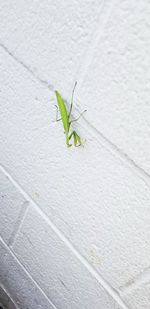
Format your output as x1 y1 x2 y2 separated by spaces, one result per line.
54 105 61 122
69 131 81 147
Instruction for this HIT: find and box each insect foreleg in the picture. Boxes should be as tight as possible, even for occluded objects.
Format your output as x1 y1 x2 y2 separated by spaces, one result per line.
54 105 61 122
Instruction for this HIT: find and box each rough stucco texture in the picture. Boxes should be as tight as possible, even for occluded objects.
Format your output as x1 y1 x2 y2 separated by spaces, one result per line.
0 0 150 308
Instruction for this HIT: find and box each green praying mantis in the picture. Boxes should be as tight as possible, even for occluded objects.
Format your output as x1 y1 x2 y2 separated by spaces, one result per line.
55 82 86 147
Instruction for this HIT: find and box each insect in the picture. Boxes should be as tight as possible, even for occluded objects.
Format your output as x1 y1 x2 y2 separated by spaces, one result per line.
55 82 86 147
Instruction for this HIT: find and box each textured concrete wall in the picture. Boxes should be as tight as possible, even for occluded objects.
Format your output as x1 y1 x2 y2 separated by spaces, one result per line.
0 0 150 308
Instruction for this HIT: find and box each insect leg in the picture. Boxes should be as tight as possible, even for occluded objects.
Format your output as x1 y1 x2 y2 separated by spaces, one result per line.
69 131 81 147
66 133 72 147
70 109 87 124
68 131 74 140
74 132 82 147
54 105 61 122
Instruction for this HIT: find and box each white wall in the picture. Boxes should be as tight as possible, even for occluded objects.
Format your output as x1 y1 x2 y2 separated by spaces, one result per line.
0 0 150 308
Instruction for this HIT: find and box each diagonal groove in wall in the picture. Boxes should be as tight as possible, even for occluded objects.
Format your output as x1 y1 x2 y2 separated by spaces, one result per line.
0 164 130 309
76 0 117 88
78 115 150 189
1 38 150 193
0 283 20 309
8 201 30 248
0 236 58 309
0 43 54 91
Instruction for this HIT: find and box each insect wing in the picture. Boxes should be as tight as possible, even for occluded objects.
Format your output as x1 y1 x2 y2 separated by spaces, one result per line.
55 91 69 132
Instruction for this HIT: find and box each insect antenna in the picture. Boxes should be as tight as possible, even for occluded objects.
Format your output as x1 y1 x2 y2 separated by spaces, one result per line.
68 81 77 119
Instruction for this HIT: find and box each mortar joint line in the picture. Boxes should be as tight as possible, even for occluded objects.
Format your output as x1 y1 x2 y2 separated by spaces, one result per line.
0 164 131 309
0 236 58 309
1 40 150 192
8 201 30 248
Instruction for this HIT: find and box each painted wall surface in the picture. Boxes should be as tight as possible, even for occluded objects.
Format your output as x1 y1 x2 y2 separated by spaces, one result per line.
0 0 150 308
